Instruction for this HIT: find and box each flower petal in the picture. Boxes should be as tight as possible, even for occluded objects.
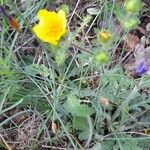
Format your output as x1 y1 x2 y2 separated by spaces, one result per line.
135 59 148 76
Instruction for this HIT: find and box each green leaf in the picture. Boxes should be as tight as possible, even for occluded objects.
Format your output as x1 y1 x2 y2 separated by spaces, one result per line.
25 64 50 77
76 104 94 117
64 94 94 117
100 141 115 150
113 4 126 22
113 134 142 150
120 140 142 150
73 116 89 131
78 129 90 140
138 139 150 150
1 99 23 114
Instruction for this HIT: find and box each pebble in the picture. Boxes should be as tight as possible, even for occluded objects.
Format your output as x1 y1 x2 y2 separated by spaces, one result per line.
146 23 150 31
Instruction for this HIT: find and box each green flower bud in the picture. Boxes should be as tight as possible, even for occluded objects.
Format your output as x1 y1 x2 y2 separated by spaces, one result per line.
98 30 112 44
125 0 142 14
124 18 140 30
95 52 109 64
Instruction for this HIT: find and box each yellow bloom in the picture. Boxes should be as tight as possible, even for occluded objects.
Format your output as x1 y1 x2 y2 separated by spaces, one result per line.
98 30 111 43
33 9 67 45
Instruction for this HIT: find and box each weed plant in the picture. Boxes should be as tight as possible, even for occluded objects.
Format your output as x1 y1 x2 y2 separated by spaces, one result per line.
0 0 150 149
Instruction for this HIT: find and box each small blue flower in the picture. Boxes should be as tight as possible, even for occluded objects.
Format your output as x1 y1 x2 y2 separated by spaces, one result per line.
135 59 148 76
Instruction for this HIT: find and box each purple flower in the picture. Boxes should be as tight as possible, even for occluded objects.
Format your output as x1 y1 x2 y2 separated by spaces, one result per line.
0 5 9 18
135 59 148 76
0 6 5 13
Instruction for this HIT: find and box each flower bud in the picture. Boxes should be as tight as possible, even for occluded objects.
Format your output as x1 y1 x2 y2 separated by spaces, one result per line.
95 52 109 64
125 0 142 14
52 122 57 133
100 97 110 106
98 30 111 44
124 18 140 30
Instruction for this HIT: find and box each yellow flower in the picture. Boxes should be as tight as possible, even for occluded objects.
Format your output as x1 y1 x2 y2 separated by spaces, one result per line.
33 9 67 45
98 30 111 43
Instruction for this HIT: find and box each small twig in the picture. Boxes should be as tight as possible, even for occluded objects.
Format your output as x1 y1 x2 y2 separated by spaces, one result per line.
13 36 34 53
123 131 150 136
121 46 136 64
69 133 84 150
70 42 94 55
42 145 67 149
0 134 12 150
68 0 81 25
